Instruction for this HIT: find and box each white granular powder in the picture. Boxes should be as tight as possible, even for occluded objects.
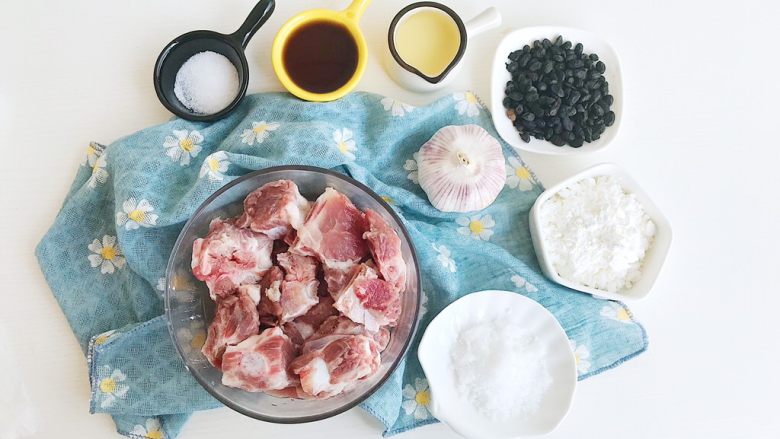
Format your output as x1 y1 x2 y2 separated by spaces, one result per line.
174 51 240 115
451 319 551 421
539 175 656 292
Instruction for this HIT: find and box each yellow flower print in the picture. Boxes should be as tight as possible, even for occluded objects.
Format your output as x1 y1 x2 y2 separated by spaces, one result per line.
88 235 126 274
333 128 357 160
506 157 535 191
403 152 419 184
87 153 109 188
116 198 158 230
199 151 230 182
381 195 395 205
381 97 415 117
93 329 118 346
176 320 206 356
570 340 591 375
402 377 432 420
456 214 495 241
453 91 482 117
96 365 129 408
600 303 632 323
240 121 280 145
131 418 165 439
163 130 203 166
511 274 539 293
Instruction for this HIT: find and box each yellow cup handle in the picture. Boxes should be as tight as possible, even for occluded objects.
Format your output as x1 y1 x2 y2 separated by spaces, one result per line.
343 0 371 21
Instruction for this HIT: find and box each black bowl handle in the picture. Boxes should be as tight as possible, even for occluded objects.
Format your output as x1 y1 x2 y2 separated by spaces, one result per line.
231 0 276 48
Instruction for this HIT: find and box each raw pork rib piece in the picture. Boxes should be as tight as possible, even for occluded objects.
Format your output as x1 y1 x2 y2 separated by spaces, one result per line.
277 252 320 322
333 264 401 331
221 327 297 392
257 266 284 321
292 188 369 268
236 180 311 240
313 315 390 351
277 252 318 282
201 290 260 368
192 218 273 300
322 264 360 295
282 296 339 345
291 334 380 398
363 209 407 293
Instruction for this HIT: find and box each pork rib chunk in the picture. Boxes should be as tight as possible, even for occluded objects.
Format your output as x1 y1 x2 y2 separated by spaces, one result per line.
282 295 339 345
333 264 401 331
292 188 369 268
201 289 260 369
313 315 390 351
236 180 311 239
291 334 380 398
192 218 273 300
221 327 297 392
363 209 407 293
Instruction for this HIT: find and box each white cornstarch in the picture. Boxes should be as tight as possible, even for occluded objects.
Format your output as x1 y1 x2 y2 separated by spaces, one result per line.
539 175 656 292
451 318 551 421
174 51 240 115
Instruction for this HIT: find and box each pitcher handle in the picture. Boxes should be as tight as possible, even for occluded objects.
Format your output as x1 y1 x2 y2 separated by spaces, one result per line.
464 7 501 39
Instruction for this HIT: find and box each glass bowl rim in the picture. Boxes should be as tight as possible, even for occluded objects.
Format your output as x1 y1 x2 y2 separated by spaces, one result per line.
164 164 422 423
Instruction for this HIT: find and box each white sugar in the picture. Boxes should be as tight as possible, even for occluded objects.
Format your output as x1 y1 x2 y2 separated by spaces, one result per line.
174 51 240 115
539 175 656 293
451 319 551 421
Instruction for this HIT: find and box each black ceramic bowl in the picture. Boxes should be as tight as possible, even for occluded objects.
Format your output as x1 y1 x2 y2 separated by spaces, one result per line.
153 0 275 122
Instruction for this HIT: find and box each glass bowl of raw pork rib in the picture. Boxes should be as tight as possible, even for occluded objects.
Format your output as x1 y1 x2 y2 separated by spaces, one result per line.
164 165 421 422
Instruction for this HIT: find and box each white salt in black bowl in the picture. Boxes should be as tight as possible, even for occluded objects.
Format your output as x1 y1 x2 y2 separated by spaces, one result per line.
164 166 421 422
529 163 672 301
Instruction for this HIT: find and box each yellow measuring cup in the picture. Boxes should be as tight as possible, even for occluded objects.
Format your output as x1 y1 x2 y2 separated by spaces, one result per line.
272 0 371 102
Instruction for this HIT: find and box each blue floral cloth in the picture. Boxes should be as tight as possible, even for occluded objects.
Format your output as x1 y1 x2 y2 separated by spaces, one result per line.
36 91 647 439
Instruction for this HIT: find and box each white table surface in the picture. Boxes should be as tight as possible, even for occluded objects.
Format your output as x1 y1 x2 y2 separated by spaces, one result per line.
2 0 779 438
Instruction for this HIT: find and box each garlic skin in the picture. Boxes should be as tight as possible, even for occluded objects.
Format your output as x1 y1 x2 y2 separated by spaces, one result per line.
417 125 507 212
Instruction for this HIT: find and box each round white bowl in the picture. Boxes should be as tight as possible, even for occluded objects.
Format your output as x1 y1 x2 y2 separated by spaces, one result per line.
490 26 623 155
529 163 672 301
418 290 577 438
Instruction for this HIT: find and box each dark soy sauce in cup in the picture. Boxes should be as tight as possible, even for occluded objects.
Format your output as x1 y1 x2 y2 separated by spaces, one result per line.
282 20 358 94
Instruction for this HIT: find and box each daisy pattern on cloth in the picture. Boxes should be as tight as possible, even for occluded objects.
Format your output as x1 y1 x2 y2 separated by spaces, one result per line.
199 151 230 182
82 142 102 167
240 121 280 145
333 128 357 160
93 329 119 346
417 290 429 322
156 277 166 293
87 153 109 188
163 130 203 166
131 418 165 439
88 235 126 274
176 320 207 356
403 152 419 184
505 157 535 191
381 97 414 117
456 214 495 241
95 365 129 408
432 243 456 273
570 340 592 375
401 377 432 420
600 303 632 323
453 91 482 117
510 274 539 293
116 198 158 230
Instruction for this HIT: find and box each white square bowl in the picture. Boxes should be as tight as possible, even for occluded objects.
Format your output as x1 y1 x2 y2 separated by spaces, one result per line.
529 163 672 301
490 26 623 155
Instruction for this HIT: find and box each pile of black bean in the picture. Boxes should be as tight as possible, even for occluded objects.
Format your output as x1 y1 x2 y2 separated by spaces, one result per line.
503 36 615 147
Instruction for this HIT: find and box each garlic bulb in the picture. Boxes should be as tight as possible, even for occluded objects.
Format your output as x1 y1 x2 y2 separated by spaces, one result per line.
417 125 507 212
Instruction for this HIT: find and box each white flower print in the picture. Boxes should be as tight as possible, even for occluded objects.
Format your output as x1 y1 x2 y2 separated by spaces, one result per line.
88 235 126 274
456 214 495 241
156 277 166 292
96 365 129 408
240 121 280 145
176 320 207 356
131 418 165 439
116 198 158 230
87 153 109 188
570 340 591 375
403 152 419 184
199 151 230 182
163 130 203 166
510 274 539 293
82 142 100 167
432 243 456 273
453 91 482 117
417 289 429 322
93 329 118 346
333 128 357 160
381 97 414 117
600 303 632 323
506 156 535 191
401 377 432 420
